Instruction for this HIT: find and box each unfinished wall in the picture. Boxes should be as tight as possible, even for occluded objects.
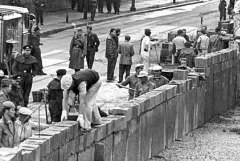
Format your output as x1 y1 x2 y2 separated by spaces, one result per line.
0 48 239 161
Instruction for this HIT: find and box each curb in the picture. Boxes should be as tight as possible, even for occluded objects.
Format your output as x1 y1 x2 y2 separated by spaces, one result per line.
41 0 203 36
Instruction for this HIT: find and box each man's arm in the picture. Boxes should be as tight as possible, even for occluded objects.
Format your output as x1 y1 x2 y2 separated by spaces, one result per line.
95 34 100 49
130 44 134 57
62 89 70 112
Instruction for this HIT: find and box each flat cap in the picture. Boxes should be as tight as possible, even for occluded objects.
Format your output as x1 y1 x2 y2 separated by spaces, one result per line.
23 45 32 50
19 107 32 116
135 64 144 69
34 26 41 32
3 101 15 109
152 65 163 71
56 69 67 76
75 27 83 31
138 71 148 78
61 75 73 90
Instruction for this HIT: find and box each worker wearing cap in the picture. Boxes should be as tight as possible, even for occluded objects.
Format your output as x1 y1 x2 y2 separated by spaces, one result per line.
12 45 38 107
61 69 102 130
16 107 48 142
149 65 169 88
69 27 87 72
135 71 156 98
47 69 67 123
117 64 144 100
29 26 46 75
86 26 100 69
0 101 19 148
179 42 196 68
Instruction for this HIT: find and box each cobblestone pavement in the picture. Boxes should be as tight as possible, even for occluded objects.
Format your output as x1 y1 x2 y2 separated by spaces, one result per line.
148 106 240 161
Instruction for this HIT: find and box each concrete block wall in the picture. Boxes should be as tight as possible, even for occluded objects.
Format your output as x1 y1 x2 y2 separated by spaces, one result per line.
0 48 239 161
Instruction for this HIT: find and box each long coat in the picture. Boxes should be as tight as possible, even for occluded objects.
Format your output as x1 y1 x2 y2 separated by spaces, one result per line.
29 33 43 70
69 34 87 70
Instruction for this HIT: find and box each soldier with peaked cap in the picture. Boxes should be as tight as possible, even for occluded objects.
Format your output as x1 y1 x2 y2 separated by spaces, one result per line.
12 45 38 107
149 65 169 88
29 26 46 75
47 69 67 123
117 64 144 100
69 27 87 72
135 71 156 98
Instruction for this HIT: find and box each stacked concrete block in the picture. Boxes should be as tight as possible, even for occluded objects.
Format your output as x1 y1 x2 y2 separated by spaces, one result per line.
0 148 22 161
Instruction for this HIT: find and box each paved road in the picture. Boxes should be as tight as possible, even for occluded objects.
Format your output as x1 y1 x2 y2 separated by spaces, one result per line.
29 0 219 122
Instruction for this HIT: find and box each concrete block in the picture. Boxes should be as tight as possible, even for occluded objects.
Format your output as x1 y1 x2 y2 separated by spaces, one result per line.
94 135 113 161
157 84 177 100
165 97 177 147
175 93 186 139
213 73 222 116
0 148 22 161
78 146 95 161
169 80 187 94
194 67 212 76
204 76 214 122
173 69 188 80
211 53 221 64
127 100 141 118
221 70 229 112
51 149 59 161
139 110 153 161
133 96 148 115
195 56 210 67
19 142 40 161
126 118 140 161
185 89 195 133
59 145 68 161
25 137 48 158
192 88 198 129
112 115 127 132
187 75 199 88
95 123 108 142
197 85 206 127
30 135 52 156
186 79 193 90
112 130 127 161
213 63 221 74
83 129 97 148
151 103 166 156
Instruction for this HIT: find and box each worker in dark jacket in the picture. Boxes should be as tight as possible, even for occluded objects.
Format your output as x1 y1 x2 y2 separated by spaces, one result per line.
105 28 118 82
219 0 227 21
86 26 100 69
29 26 46 75
149 65 169 88
47 69 67 123
34 0 46 26
12 45 38 107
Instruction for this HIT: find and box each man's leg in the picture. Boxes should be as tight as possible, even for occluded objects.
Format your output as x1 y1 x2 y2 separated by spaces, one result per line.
118 64 124 82
107 58 113 80
72 0 76 10
40 10 44 25
141 55 150 73
24 74 33 107
125 65 131 79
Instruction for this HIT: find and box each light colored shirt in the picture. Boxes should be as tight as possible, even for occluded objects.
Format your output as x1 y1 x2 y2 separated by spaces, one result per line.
172 36 186 50
141 36 151 57
197 35 209 50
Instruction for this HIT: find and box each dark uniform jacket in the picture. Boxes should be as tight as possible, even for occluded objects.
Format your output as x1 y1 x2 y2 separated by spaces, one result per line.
121 73 139 100
12 55 38 77
105 35 118 59
87 32 100 52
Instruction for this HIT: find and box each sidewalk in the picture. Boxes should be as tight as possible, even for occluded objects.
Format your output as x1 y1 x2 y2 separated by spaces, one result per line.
40 0 201 36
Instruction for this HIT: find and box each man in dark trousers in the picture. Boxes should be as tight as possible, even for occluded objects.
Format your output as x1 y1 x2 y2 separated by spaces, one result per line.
98 0 104 13
29 26 46 75
113 0 120 14
72 0 76 10
34 0 46 26
106 28 118 82
86 26 100 69
89 0 97 21
219 0 227 21
106 0 112 13
118 35 134 83
77 0 84 12
47 69 66 123
12 45 38 107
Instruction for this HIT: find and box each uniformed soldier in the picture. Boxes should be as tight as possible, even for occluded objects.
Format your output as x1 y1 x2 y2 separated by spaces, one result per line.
12 45 38 107
29 26 46 75
98 0 104 13
117 64 144 100
149 65 169 88
113 0 120 14
89 0 98 21
86 26 100 69
34 0 46 26
47 69 67 123
106 0 112 13
135 71 156 98
219 0 227 21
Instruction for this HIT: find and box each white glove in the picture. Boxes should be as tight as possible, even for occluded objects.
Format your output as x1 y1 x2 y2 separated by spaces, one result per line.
77 114 85 129
61 110 68 121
